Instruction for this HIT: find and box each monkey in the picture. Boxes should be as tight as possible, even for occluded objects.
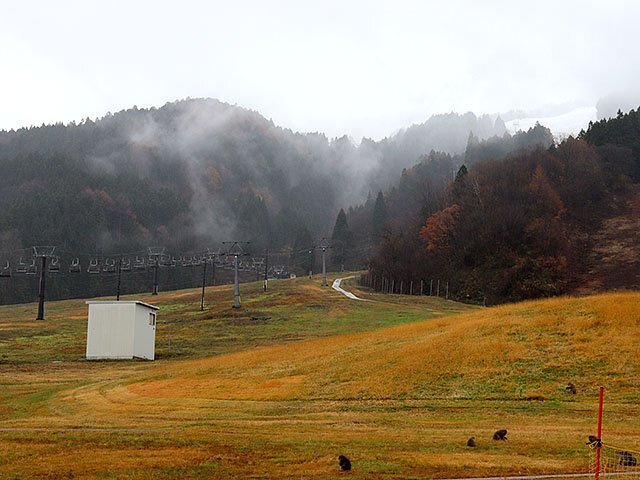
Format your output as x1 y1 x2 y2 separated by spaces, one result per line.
466 436 476 447
338 455 352 471
619 451 638 467
493 429 508 441
566 383 577 394
586 435 601 447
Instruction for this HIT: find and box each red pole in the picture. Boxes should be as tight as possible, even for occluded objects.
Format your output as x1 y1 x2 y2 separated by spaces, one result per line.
595 386 604 480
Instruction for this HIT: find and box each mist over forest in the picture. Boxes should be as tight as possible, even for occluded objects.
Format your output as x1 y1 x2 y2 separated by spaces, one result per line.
0 98 509 254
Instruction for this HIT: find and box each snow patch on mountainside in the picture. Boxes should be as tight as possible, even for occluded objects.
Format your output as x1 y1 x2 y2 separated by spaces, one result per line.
505 106 597 140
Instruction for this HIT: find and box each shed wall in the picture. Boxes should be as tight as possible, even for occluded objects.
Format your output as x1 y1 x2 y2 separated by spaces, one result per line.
133 304 156 360
86 304 135 359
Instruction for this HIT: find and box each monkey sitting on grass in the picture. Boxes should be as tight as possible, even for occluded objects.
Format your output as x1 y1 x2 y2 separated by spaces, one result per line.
338 455 352 471
619 451 638 467
586 435 601 447
493 429 508 441
466 436 476 447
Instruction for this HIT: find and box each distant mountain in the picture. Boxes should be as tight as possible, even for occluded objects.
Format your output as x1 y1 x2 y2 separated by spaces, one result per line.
0 98 508 256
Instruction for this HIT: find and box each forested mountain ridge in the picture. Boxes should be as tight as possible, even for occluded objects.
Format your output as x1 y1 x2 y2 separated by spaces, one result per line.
366 107 640 304
0 98 507 256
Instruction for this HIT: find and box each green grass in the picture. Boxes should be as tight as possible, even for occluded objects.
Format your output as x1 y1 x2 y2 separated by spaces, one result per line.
0 274 472 365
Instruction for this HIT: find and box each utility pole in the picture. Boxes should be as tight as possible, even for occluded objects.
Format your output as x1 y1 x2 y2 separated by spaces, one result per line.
201 248 219 311
201 257 207 311
33 246 56 321
223 241 250 308
263 248 269 292
116 257 123 301
233 255 240 307
317 237 331 287
37 256 47 320
148 247 165 295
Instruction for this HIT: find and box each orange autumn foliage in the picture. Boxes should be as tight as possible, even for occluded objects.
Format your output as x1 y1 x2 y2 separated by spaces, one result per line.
419 204 461 252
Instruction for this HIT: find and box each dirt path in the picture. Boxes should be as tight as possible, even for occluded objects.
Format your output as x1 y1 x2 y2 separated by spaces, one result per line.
331 276 369 301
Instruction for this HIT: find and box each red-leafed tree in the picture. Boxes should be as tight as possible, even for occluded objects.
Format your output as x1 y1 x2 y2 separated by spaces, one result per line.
419 204 461 253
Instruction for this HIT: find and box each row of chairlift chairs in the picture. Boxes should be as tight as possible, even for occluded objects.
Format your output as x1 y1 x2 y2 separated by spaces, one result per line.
0 254 265 277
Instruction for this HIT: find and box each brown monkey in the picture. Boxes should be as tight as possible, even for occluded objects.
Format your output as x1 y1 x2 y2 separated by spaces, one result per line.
586 435 601 447
338 455 352 471
493 429 508 441
466 436 476 447
566 383 577 394
619 451 638 467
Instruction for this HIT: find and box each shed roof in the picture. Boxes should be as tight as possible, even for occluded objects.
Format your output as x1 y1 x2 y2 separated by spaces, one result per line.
85 300 159 310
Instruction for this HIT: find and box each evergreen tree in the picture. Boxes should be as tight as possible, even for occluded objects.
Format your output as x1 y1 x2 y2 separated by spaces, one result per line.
372 191 387 237
455 164 468 182
331 208 354 270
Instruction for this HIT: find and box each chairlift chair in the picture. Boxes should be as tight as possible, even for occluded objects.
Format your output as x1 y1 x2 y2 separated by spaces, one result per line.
120 258 132 272
27 258 37 275
0 260 11 277
134 256 146 271
103 258 116 273
48 256 60 273
87 259 100 274
69 258 81 273
157 254 170 267
16 257 28 274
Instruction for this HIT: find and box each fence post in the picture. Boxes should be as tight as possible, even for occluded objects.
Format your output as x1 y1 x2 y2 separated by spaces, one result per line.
595 386 604 480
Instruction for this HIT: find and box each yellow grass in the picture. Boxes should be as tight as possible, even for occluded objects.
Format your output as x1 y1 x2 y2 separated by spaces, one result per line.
2 281 640 478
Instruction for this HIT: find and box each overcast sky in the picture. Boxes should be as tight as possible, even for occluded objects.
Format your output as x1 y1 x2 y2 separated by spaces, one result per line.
1 0 639 140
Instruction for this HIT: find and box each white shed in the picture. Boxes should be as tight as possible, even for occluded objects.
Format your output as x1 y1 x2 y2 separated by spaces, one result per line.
86 301 159 360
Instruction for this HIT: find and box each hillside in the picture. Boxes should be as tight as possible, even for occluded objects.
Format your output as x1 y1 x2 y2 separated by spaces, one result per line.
573 185 640 294
367 108 640 304
2 277 640 478
121 290 640 402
